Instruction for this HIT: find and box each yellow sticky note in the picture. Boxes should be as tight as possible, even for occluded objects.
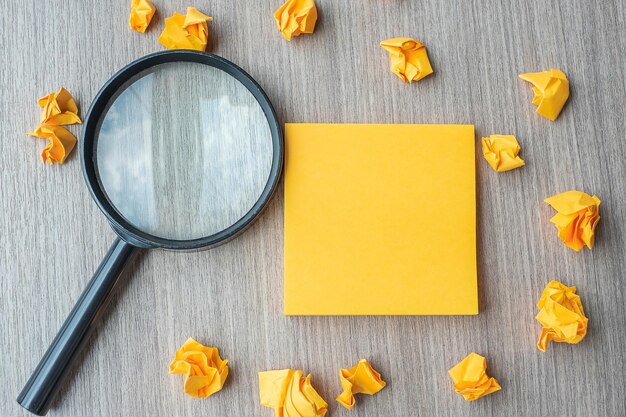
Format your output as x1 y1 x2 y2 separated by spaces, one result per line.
448 352 501 401
519 68 570 121
259 369 327 417
129 0 156 33
481 134 525 172
284 124 477 315
168 337 229 398
336 359 386 410
158 7 213 51
380 38 433 83
544 190 600 251
274 0 318 41
536 280 588 352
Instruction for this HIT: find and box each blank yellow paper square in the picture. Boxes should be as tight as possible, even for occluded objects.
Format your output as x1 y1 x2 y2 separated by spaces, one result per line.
284 124 477 315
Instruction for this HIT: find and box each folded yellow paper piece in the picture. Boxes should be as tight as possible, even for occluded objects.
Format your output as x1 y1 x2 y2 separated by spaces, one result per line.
158 7 213 51
336 359 386 410
37 87 81 126
448 352 501 401
28 87 81 164
274 0 317 41
285 124 477 315
28 125 77 165
536 280 588 352
259 369 327 417
519 68 570 121
129 0 156 33
481 134 525 172
544 190 600 251
379 38 433 83
168 337 229 398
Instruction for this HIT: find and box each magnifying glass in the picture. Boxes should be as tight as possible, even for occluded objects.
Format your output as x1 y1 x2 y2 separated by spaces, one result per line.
18 50 282 415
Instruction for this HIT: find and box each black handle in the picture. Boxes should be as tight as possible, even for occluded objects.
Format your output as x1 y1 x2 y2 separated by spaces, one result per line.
17 238 139 415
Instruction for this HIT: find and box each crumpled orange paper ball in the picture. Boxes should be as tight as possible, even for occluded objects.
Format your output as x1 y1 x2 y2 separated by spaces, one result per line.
481 134 525 172
448 352 501 401
37 87 81 126
158 7 213 51
519 68 570 121
129 0 156 33
27 87 80 164
28 125 77 165
273 0 318 41
379 38 433 83
544 190 600 251
336 359 386 410
259 369 327 417
168 337 229 398
536 280 588 352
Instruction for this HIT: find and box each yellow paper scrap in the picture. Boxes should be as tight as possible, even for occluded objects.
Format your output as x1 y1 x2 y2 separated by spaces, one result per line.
274 0 318 41
158 7 213 51
259 369 327 417
379 38 433 83
27 87 80 164
519 68 570 121
168 337 229 398
448 352 501 401
28 125 77 165
336 359 386 410
536 280 588 352
544 190 601 251
37 87 81 126
129 0 156 33
481 134 525 172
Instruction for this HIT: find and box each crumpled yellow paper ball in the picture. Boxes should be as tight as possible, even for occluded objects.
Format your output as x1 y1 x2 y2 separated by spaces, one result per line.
379 38 433 83
158 7 213 51
336 359 386 410
544 190 601 251
37 87 81 126
168 337 229 398
27 87 81 164
519 68 570 121
536 280 588 352
481 134 525 172
259 369 327 417
28 125 77 165
448 352 501 401
129 0 156 33
274 0 318 41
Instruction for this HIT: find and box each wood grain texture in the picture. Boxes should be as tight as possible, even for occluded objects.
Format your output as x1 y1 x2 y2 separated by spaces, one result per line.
1 1 625 416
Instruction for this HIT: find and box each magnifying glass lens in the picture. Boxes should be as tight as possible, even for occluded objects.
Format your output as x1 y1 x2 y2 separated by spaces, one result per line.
95 61 273 240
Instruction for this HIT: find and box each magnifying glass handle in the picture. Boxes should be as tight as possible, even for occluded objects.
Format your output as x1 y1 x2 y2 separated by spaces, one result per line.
17 238 139 416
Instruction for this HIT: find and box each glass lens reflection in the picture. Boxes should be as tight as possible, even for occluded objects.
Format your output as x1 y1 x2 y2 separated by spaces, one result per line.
95 62 273 240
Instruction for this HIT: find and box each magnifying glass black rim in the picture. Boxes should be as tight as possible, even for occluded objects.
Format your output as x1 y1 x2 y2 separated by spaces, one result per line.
81 50 283 251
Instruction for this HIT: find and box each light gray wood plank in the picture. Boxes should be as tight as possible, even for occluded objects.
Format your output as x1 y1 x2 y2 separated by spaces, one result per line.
1 0 625 416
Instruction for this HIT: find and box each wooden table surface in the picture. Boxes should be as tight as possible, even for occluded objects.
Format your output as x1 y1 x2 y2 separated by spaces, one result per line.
2 1 625 416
